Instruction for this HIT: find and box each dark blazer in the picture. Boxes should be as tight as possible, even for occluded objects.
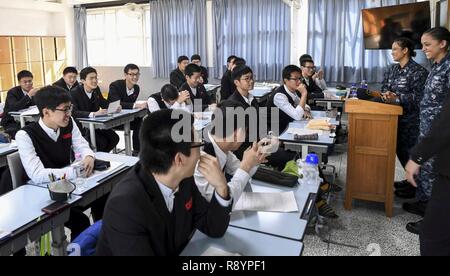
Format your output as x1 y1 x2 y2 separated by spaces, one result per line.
170 68 186 89
96 163 231 256
179 82 211 111
220 70 235 102
53 78 79 93
108 79 140 109
70 85 109 119
1 86 34 128
302 76 324 100
411 93 450 178
228 90 259 109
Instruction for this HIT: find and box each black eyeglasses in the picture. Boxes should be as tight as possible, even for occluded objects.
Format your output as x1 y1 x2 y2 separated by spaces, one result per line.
127 73 141 77
289 77 303 82
54 105 73 114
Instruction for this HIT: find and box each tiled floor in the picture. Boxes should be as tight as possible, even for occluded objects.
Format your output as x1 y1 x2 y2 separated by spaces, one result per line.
302 145 422 256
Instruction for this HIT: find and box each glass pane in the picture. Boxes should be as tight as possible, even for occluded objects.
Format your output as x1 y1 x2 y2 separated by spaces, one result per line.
115 38 144 65
87 13 104 39
87 40 105 65
117 9 142 37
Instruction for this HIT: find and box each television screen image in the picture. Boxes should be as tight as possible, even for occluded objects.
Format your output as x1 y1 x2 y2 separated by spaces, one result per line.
362 2 431 49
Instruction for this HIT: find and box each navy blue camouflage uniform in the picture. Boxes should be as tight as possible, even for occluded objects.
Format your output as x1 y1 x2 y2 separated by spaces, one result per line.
416 53 450 202
381 59 428 168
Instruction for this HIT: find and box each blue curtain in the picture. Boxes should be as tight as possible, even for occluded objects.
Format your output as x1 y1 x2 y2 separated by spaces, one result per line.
150 0 207 78
213 0 291 81
307 0 423 84
74 6 88 69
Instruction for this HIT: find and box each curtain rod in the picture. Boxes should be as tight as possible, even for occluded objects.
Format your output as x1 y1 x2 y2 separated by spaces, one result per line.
79 0 151 10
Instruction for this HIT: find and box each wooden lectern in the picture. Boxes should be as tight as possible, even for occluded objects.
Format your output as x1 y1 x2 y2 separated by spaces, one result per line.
344 100 403 217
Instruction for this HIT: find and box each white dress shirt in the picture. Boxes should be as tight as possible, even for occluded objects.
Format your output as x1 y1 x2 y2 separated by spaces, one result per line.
190 87 197 97
194 132 258 206
240 93 256 106
126 87 135 97
16 118 95 184
147 97 193 113
273 85 305 121
156 177 231 213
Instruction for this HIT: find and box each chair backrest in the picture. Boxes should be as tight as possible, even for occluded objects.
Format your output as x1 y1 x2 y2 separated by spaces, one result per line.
7 152 26 189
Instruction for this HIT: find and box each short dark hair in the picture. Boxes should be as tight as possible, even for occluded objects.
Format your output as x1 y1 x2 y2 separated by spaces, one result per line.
424 27 450 51
178 56 189 64
34 86 71 117
299 54 313 65
17 70 33 81
80 67 97 80
300 59 314 67
139 109 194 174
233 57 246 68
231 65 253 81
227 55 238 63
282 65 302 81
394 37 417 58
185 63 201 77
124 64 140 74
160 84 179 102
211 100 248 138
191 54 201 61
63 67 78 76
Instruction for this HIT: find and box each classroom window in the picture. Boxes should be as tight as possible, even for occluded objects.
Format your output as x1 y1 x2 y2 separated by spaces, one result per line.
86 5 152 67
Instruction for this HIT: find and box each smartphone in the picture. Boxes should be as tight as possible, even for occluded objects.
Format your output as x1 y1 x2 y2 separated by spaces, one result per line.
42 201 69 215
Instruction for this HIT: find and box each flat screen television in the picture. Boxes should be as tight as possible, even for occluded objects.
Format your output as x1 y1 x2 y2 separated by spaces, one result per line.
362 2 431 49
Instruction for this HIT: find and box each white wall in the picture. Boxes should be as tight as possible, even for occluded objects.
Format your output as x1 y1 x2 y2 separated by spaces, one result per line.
0 8 65 36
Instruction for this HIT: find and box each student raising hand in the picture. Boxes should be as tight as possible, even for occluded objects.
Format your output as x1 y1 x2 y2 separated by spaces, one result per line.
240 142 268 173
198 153 229 199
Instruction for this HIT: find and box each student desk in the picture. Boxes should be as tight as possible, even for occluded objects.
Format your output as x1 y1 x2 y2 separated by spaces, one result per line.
0 185 81 256
28 152 139 210
0 144 17 168
229 178 319 242
250 83 278 103
77 109 147 155
204 84 221 92
313 88 350 110
279 111 338 160
181 227 304 256
9 106 39 127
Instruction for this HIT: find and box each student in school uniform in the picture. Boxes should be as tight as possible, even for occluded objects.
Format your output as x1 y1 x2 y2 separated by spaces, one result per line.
15 86 94 241
299 54 328 90
194 101 268 205
96 109 232 256
191 54 209 84
300 58 325 100
267 65 310 135
170 56 190 89
1 70 39 139
108 64 148 155
53 66 79 93
220 57 246 102
179 64 212 112
70 67 121 153
147 84 192 113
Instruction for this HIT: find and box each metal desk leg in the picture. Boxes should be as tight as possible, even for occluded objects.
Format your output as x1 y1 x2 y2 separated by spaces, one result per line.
302 145 309 160
51 226 67 256
20 116 26 128
327 102 332 110
124 122 132 156
89 123 97 152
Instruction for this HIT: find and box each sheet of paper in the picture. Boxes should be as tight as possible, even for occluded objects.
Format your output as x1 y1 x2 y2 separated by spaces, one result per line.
286 127 323 136
107 100 121 114
21 106 39 116
234 192 299 213
201 247 241 257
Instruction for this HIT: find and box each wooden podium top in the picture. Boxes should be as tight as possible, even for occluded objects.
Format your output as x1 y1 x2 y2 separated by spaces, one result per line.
345 99 403 116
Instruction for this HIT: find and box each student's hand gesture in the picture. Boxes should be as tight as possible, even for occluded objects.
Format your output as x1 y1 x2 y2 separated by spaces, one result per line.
297 83 308 97
116 105 122 113
241 142 268 173
198 153 229 199
83 156 95 177
178 91 191 104
303 110 313 120
313 69 324 80
28 88 40 97
134 102 148 109
94 109 108 117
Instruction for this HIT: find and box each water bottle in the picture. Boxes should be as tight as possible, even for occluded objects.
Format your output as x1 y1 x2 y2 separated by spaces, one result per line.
360 80 368 90
73 153 86 186
302 154 320 187
350 83 358 99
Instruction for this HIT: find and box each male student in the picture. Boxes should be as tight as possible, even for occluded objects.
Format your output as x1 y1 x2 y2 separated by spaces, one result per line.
96 109 232 256
170 56 190 89
179 64 212 112
191 54 209 84
267 65 309 135
300 58 325 100
15 86 94 241
108 64 147 154
299 54 328 90
1 70 39 139
71 67 120 153
53 66 79 93
220 57 246 101
148 84 192 113
194 101 268 204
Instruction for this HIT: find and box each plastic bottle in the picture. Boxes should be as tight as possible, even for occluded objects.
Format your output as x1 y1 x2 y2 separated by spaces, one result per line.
350 83 358 99
73 153 85 186
360 80 368 90
302 154 320 187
